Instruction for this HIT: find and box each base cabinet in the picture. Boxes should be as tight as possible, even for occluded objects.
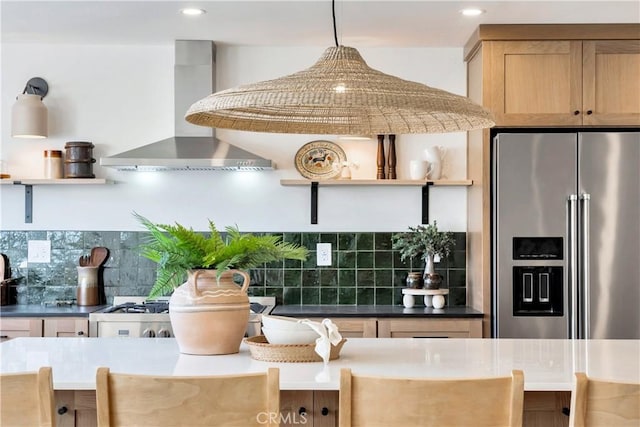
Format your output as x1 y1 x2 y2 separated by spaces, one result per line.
0 318 43 341
523 391 571 427
307 317 377 338
44 318 89 337
55 391 98 427
280 390 338 427
56 389 567 427
0 317 89 341
377 318 483 338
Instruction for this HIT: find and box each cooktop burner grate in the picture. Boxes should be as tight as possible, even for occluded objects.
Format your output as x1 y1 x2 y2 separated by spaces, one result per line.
103 301 169 314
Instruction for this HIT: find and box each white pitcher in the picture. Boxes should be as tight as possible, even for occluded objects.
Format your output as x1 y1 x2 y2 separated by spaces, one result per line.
424 146 447 179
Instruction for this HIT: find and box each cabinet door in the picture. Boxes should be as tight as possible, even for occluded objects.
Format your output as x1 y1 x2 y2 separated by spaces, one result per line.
308 317 377 338
377 319 482 338
54 390 97 427
489 40 583 126
583 40 640 125
280 390 313 426
0 318 43 341
44 318 89 337
314 391 338 427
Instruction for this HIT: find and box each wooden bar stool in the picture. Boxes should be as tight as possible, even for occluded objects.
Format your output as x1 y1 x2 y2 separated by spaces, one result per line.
569 372 640 427
96 367 280 426
339 368 524 427
0 366 56 427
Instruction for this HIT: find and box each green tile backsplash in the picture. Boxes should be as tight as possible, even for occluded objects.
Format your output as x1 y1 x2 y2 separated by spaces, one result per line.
0 231 466 307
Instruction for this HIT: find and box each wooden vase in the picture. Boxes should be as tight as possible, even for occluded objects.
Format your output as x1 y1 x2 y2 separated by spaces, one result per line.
169 269 250 355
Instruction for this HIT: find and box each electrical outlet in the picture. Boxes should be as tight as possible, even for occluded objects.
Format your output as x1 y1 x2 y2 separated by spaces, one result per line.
28 240 51 263
316 243 332 266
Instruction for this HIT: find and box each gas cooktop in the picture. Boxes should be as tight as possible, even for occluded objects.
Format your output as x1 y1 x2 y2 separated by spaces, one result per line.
89 296 275 338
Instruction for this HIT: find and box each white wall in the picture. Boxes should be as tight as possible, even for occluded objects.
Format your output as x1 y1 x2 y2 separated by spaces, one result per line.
0 43 468 232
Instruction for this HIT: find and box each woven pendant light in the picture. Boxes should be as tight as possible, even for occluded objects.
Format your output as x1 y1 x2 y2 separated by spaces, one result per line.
185 3 494 135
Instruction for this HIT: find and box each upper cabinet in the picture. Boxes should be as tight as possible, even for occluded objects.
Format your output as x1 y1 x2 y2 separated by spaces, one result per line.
465 24 640 127
582 40 640 126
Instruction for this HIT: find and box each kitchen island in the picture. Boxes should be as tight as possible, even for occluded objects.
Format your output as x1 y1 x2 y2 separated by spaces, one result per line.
2 337 638 426
2 337 637 390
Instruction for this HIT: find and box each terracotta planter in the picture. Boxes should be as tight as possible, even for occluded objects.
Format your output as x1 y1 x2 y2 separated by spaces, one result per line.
169 269 250 355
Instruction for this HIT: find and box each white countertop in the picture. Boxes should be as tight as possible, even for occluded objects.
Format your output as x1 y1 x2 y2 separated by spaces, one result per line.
1 338 637 392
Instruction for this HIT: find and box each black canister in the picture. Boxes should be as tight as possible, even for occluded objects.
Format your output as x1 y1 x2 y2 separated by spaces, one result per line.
64 141 95 178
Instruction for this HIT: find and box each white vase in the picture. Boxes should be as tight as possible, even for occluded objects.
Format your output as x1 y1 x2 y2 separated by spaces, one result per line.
423 253 442 290
424 146 447 179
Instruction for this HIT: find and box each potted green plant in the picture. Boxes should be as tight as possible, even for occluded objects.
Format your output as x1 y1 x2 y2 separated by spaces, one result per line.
135 213 308 355
392 221 455 289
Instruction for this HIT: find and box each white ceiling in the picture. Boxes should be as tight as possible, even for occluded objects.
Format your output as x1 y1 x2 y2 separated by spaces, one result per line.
1 1 638 47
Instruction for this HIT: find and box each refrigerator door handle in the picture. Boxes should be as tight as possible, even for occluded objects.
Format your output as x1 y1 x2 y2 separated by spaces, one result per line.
568 194 579 339
580 193 591 339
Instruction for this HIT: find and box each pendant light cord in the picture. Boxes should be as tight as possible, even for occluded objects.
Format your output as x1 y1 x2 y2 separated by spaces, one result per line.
332 0 338 47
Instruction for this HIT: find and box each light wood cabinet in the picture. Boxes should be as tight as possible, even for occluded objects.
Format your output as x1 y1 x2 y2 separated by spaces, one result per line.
44 318 89 337
583 40 640 125
280 390 338 427
377 318 483 338
0 318 43 341
523 391 571 427
486 39 640 126
487 40 583 126
0 317 89 341
308 317 377 338
464 25 640 336
55 391 97 427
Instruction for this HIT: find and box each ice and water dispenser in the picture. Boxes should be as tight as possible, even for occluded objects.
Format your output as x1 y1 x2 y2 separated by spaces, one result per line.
512 237 563 316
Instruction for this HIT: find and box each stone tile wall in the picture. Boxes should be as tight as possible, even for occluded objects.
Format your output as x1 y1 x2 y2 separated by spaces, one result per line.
0 231 466 307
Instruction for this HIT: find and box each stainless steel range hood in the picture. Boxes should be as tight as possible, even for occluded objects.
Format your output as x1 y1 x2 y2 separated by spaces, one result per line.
100 40 274 171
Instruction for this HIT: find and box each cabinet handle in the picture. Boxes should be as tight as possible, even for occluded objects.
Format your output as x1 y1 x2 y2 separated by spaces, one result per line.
573 110 580 115
298 407 306 415
586 110 593 115
321 407 329 416
0 335 8 339
77 331 84 336
57 406 68 415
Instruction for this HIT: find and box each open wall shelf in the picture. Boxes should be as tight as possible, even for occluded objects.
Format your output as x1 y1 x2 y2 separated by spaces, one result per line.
279 179 473 224
280 179 473 187
1 178 111 223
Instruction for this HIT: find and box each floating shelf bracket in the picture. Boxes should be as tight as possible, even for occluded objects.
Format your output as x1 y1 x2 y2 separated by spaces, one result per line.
24 184 33 223
421 182 434 224
311 181 319 224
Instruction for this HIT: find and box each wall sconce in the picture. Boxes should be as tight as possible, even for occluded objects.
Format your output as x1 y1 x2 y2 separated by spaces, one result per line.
11 77 49 139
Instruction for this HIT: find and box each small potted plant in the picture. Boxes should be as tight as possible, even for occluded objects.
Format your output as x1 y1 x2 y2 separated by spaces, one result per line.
392 221 455 289
135 213 308 355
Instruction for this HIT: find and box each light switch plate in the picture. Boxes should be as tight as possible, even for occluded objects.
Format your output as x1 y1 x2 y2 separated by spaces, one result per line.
28 240 51 263
316 243 332 266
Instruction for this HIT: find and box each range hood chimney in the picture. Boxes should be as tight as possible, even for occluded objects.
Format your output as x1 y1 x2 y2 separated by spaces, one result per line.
100 40 275 171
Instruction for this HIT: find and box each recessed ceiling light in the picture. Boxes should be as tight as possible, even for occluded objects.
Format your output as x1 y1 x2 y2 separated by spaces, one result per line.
460 8 485 17
180 8 206 16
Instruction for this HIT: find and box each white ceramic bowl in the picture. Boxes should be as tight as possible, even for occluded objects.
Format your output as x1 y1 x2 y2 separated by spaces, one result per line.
261 314 313 331
262 327 319 345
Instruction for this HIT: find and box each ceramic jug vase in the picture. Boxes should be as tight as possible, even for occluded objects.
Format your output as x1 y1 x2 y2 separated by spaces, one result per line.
424 146 447 180
169 269 250 355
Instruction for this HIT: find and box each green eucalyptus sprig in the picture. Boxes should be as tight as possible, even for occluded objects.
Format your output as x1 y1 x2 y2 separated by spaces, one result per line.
391 221 455 263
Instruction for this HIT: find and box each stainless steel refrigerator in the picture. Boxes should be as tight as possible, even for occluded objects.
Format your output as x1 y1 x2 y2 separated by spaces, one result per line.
492 131 640 339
